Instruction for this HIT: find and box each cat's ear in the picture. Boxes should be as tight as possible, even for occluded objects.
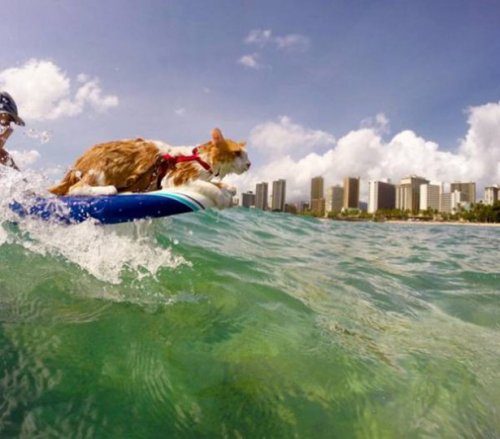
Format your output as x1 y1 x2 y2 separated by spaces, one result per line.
239 141 246 148
211 128 224 143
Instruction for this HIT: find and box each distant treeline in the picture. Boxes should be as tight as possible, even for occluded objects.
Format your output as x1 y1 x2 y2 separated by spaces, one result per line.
302 201 500 223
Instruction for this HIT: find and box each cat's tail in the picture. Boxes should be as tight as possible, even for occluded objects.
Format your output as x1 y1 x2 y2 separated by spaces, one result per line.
48 170 79 195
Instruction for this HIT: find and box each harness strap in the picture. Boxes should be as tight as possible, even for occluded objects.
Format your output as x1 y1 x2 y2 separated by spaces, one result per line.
154 146 214 189
163 147 212 172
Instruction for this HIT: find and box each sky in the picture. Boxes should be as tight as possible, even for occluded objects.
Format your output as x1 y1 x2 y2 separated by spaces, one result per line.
1 0 500 201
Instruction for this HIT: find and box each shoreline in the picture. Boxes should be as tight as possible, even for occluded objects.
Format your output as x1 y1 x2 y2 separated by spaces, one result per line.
384 220 500 228
320 216 500 227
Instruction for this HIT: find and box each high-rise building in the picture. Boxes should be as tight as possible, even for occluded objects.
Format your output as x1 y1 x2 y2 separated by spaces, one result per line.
311 198 325 216
396 176 429 212
241 191 256 208
440 192 452 213
271 179 286 211
420 184 441 212
343 177 360 209
325 185 344 213
450 182 476 203
484 186 499 205
368 180 396 213
451 190 465 212
310 176 324 216
440 190 465 213
255 182 268 210
310 176 324 203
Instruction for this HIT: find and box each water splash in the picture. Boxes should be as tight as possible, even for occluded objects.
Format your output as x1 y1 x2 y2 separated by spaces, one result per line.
24 128 52 144
0 167 187 284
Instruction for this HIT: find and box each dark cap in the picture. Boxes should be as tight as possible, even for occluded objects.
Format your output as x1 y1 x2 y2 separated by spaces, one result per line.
0 91 25 126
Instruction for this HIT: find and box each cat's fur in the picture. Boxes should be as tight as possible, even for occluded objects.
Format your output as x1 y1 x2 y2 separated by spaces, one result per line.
49 129 250 206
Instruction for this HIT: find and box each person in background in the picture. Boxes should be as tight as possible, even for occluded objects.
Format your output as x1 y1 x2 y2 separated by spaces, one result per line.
0 91 25 170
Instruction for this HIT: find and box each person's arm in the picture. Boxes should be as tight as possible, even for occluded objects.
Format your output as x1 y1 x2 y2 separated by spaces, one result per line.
0 126 12 148
0 126 20 170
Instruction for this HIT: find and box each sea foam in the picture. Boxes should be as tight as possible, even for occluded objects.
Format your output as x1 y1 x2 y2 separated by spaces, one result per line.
0 167 186 284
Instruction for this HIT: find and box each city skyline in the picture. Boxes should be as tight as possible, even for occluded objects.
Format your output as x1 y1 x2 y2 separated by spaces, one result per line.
243 174 498 209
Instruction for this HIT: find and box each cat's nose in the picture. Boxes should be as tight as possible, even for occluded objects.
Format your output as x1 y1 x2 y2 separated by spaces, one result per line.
246 162 251 169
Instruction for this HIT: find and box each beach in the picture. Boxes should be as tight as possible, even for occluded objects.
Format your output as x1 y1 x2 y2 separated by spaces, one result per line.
386 220 500 227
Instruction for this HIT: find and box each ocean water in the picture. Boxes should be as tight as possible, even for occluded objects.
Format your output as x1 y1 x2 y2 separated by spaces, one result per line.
1 190 499 437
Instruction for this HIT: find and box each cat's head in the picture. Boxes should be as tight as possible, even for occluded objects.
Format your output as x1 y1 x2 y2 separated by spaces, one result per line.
202 128 251 177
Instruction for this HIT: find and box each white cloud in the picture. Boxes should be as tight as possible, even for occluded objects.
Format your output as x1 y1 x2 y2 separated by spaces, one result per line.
238 53 262 70
458 102 500 179
244 29 310 52
249 116 335 157
0 59 119 121
274 34 310 52
239 29 310 68
9 149 41 168
73 78 118 113
174 107 186 116
228 103 500 202
360 112 390 134
76 73 89 83
244 29 273 47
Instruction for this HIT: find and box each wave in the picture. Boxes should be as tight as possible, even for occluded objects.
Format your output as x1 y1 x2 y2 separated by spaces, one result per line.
0 168 186 285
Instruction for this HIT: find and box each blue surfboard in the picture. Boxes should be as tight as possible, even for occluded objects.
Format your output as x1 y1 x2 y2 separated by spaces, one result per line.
10 189 215 225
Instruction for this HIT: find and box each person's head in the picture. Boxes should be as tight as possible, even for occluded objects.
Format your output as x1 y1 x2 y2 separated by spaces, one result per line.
0 92 25 127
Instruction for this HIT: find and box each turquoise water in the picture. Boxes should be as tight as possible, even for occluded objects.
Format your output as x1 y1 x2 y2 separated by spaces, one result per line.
0 208 499 437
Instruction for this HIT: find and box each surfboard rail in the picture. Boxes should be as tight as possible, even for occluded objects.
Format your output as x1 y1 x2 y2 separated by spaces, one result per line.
10 189 217 224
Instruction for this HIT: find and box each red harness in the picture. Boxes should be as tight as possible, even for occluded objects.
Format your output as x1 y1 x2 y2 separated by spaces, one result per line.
155 146 214 188
162 147 212 171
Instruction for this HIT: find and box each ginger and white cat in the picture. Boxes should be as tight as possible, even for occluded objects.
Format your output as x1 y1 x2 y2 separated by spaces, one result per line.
49 128 250 207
